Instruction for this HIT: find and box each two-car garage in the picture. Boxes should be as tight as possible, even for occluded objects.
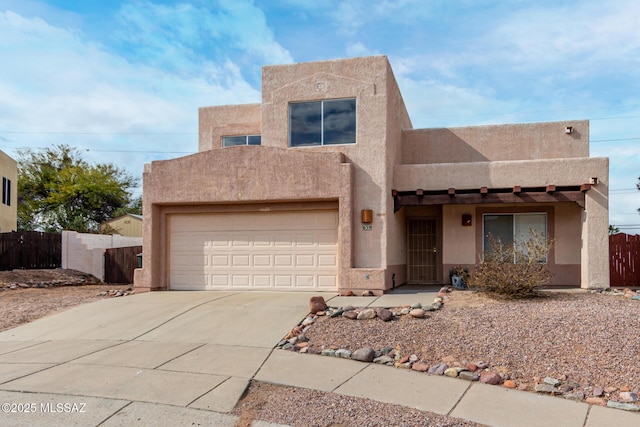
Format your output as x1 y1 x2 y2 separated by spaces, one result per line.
167 210 339 291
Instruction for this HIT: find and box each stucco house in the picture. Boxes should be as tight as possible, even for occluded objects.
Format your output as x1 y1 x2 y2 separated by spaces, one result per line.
0 149 17 233
134 55 609 293
100 214 143 237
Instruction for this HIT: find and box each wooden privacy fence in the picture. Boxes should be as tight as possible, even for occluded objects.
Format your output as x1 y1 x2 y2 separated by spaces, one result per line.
610 233 640 287
104 245 142 284
0 231 62 270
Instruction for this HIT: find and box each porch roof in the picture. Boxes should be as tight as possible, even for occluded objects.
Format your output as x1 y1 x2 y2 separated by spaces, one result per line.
391 184 592 212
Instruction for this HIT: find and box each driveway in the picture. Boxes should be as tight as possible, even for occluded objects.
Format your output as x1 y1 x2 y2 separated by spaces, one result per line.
0 291 327 426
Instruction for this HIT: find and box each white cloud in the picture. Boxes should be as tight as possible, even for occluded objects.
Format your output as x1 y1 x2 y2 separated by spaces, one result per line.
346 42 380 57
0 4 275 183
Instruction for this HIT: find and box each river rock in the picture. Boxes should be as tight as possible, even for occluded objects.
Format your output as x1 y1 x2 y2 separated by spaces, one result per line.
351 347 376 362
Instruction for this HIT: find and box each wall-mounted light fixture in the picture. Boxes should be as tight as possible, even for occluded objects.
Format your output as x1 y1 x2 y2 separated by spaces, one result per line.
565 126 573 134
361 209 373 224
590 177 598 185
462 214 472 226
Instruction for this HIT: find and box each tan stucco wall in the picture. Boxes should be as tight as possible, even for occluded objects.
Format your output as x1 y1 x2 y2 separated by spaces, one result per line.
402 120 589 164
198 104 261 151
260 57 389 274
135 147 353 291
395 158 608 288
0 150 18 233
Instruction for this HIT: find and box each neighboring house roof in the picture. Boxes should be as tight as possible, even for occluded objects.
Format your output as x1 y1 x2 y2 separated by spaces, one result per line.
102 213 143 225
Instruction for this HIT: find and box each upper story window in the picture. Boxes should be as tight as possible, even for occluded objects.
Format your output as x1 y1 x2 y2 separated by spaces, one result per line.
289 98 356 147
222 135 261 147
1 177 10 206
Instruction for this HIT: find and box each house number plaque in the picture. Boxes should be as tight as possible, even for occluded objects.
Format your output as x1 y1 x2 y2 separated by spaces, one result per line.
362 224 373 231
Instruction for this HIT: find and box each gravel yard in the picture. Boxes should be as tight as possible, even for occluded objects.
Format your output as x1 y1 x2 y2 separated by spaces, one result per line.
296 289 640 410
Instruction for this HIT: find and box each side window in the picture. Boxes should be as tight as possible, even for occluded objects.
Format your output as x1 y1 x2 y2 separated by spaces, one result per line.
289 99 356 147
1 177 10 206
222 135 261 147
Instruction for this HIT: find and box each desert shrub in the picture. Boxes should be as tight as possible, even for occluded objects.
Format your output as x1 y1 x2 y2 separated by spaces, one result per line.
467 230 553 299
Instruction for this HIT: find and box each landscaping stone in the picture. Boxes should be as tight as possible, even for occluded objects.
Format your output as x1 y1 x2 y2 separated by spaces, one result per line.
619 392 638 403
444 367 461 378
535 384 560 394
459 371 480 381
309 296 328 314
410 302 422 309
373 355 394 365
564 392 585 402
428 363 448 375
606 401 640 411
411 362 429 372
378 308 393 322
543 377 560 387
357 308 376 320
409 308 426 318
342 311 358 320
586 397 606 406
335 349 352 359
480 371 502 385
351 347 376 362
593 388 604 397
502 380 516 389
321 349 336 357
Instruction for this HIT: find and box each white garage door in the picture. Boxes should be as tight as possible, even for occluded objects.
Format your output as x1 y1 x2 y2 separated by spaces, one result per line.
168 211 338 291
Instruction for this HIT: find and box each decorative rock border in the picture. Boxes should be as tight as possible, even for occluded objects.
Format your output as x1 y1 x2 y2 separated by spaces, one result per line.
277 288 640 413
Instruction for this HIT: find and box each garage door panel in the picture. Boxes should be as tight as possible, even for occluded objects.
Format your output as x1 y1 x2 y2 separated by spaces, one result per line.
295 275 315 287
318 254 337 267
253 254 272 267
210 255 229 267
169 211 338 291
295 254 315 267
253 275 271 287
318 275 337 288
232 275 251 287
231 255 250 267
274 255 293 267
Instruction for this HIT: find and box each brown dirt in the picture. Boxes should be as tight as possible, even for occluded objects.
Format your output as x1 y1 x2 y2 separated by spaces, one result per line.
0 269 130 332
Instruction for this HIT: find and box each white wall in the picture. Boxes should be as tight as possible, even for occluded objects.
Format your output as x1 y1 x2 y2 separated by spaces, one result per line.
62 231 143 281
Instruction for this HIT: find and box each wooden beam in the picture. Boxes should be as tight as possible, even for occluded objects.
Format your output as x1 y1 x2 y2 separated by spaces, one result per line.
480 187 488 194
580 184 592 192
416 188 424 196
546 185 556 193
448 188 456 197
394 191 586 209
513 186 522 194
391 189 398 196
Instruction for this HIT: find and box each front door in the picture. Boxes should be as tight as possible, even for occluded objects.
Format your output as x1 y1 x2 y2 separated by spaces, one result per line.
407 218 438 284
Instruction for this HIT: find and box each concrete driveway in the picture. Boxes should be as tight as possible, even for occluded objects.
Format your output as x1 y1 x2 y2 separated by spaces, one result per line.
0 291 327 426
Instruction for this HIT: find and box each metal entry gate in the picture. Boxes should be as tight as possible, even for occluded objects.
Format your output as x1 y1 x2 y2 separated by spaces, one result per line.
407 218 438 283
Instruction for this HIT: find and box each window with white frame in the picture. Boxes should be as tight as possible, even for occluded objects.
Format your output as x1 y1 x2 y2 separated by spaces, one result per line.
483 213 547 262
222 135 261 147
1 177 10 206
289 98 356 147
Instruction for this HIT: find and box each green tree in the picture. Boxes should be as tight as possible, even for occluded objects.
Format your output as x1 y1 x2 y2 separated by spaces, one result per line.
18 145 138 233
609 225 620 235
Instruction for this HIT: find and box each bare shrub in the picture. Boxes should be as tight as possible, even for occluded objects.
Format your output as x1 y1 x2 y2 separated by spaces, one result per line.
468 229 553 299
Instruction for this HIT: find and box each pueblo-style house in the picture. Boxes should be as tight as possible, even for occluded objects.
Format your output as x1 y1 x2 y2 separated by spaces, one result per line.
134 56 609 294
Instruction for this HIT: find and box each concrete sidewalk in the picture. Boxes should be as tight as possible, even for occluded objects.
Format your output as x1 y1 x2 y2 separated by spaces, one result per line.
0 289 637 426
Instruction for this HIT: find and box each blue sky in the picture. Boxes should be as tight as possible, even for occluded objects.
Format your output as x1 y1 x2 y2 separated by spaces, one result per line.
1 0 639 232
